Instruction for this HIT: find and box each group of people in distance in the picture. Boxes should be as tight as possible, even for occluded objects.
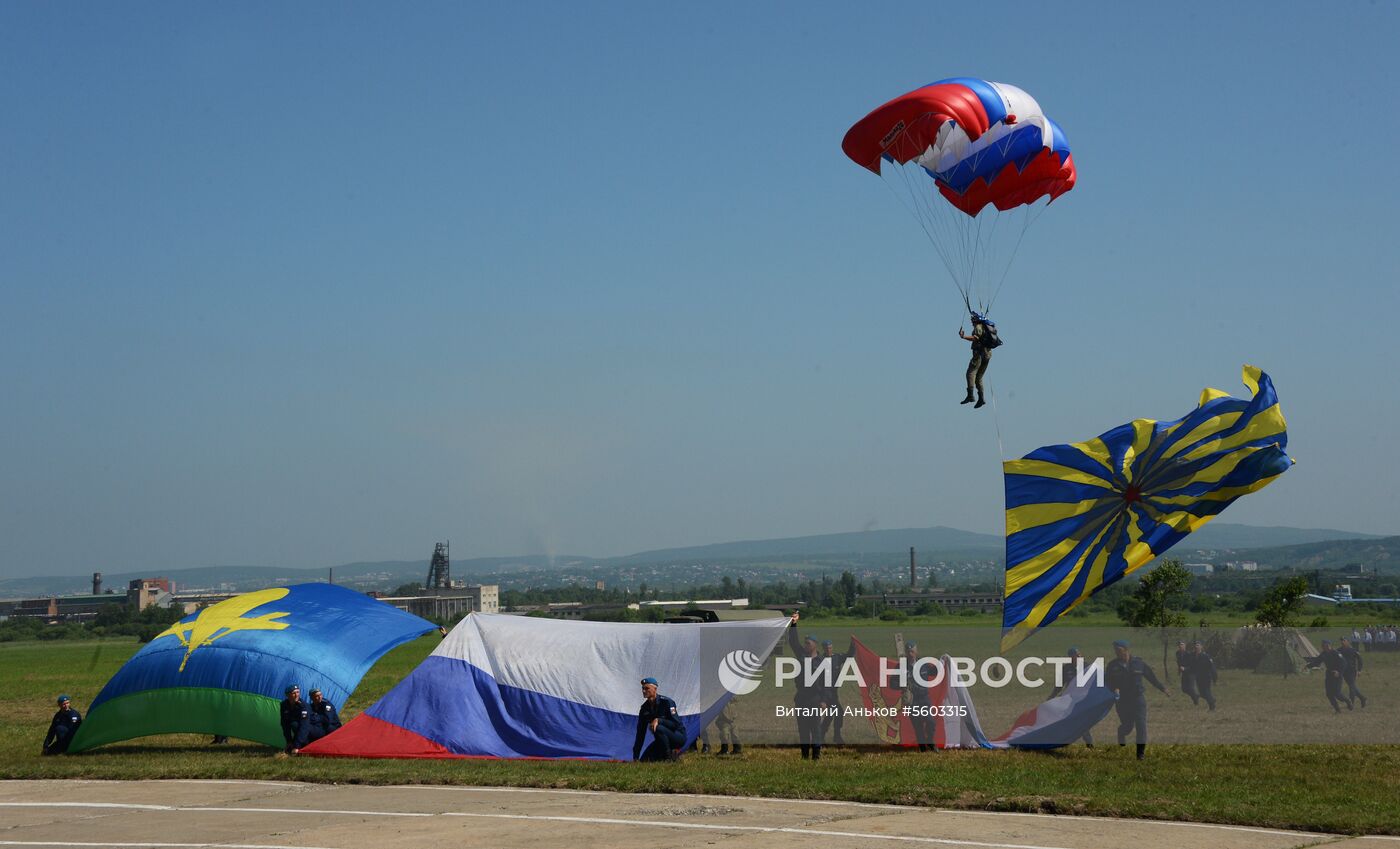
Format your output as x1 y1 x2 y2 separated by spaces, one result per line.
1174 639 1219 711
38 623 1385 762
1353 625 1398 651
627 627 1207 765
627 633 1196 764
41 685 343 756
1307 637 1367 712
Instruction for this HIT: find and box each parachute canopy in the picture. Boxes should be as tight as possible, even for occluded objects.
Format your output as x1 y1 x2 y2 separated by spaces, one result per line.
842 77 1075 216
69 584 437 751
842 77 1076 313
1001 366 1292 653
302 612 789 760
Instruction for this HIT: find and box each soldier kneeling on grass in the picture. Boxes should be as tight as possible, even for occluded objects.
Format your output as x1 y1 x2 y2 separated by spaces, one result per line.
280 684 311 754
306 687 342 743
633 676 686 762
42 695 82 756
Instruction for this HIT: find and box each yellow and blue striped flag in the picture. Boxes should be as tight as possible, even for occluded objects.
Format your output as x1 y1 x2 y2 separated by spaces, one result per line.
1001 365 1292 653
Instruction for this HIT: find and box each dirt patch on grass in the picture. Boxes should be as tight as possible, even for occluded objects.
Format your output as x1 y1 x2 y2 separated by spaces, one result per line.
982 795 1093 815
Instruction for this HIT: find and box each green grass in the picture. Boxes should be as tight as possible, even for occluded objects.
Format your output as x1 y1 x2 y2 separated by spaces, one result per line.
4 634 1399 835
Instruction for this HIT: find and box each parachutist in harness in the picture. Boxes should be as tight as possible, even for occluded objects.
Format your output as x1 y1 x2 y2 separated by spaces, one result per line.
958 312 1000 408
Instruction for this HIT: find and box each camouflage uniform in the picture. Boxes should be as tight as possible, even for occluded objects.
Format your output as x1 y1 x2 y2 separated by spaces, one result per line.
965 324 991 397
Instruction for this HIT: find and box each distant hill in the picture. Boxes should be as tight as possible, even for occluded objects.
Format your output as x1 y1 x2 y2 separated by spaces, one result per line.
2 523 1390 598
1177 523 1382 551
1226 536 1400 573
617 526 1002 563
616 523 1384 564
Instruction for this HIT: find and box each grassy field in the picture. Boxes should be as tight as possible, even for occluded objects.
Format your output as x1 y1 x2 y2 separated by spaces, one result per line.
3 630 1399 835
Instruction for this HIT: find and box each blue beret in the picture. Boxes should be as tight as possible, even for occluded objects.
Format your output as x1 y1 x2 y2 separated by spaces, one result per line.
285 684 300 695
56 694 71 705
1113 639 1130 649
640 676 658 686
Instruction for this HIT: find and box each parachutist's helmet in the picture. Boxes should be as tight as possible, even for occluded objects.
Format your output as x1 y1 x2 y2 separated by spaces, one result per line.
970 312 985 324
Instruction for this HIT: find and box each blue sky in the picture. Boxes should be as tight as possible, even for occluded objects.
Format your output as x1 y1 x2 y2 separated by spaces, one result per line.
3 2 1398 577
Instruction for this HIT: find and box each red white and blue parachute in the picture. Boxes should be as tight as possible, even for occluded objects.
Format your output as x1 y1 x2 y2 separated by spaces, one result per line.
843 77 1076 314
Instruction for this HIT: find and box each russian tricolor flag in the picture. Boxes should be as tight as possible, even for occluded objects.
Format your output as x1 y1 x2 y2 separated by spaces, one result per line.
303 613 789 760
989 678 1117 749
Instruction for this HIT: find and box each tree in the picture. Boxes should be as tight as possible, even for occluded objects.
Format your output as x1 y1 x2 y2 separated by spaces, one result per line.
1116 559 1192 682
838 571 858 609
1255 576 1310 627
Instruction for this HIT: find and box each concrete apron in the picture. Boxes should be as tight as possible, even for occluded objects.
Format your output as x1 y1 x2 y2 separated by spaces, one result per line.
0 779 1373 849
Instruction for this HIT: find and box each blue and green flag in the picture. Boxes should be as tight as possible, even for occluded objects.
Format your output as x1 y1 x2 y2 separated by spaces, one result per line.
69 583 436 751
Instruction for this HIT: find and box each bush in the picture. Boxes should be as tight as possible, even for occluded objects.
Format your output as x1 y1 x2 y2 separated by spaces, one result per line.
0 618 46 642
1216 628 1290 670
878 609 907 622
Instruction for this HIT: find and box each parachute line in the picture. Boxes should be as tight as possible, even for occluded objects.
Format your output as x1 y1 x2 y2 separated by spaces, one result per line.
844 79 1075 319
881 158 1047 317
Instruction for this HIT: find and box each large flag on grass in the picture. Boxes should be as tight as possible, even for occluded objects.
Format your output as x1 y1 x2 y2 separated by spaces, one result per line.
68 584 436 752
848 637 991 749
302 612 789 760
989 678 1116 749
1002 365 1292 652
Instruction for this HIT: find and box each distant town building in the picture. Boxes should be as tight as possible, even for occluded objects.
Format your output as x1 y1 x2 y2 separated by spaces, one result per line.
379 584 498 620
128 578 174 611
637 599 750 611
1184 563 1215 576
5 576 172 623
857 589 1002 614
509 601 629 619
7 594 123 622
